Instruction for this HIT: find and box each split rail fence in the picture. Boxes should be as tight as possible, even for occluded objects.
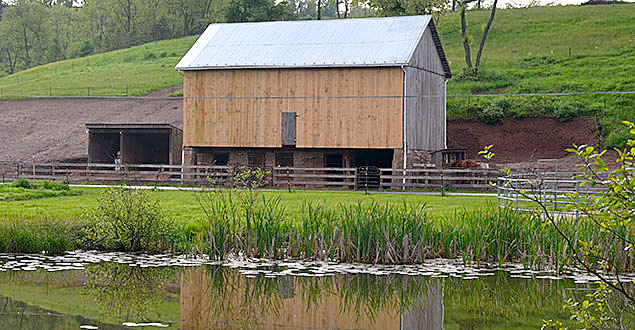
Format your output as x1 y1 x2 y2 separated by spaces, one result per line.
0 162 499 191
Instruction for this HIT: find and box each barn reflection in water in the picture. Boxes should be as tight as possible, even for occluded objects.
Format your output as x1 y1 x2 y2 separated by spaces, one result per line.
179 266 444 330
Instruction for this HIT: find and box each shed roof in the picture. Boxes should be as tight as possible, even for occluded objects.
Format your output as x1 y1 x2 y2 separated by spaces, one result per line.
175 16 451 77
85 123 181 132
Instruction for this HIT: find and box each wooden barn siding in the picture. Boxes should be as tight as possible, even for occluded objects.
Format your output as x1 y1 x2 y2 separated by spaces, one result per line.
405 26 447 151
183 68 404 149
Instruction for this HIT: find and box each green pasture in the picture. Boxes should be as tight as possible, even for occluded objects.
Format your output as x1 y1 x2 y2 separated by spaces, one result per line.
0 186 494 222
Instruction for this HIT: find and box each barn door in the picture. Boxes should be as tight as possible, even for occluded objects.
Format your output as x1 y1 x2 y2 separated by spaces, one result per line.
281 112 297 146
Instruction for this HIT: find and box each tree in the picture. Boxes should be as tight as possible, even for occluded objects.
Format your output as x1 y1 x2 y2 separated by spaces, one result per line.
47 4 78 61
367 0 449 17
491 121 635 329
457 0 497 75
171 0 215 36
0 22 21 74
114 0 138 41
0 1 7 20
1 1 49 69
223 0 297 23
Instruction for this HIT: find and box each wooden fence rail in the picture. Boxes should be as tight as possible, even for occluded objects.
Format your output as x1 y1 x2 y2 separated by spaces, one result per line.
0 162 499 191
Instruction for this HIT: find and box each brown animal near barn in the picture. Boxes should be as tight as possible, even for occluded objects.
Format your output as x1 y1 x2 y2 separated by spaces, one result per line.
450 159 490 169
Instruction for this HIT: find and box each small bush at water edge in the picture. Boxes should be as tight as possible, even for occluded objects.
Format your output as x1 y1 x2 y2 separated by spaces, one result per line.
84 187 189 252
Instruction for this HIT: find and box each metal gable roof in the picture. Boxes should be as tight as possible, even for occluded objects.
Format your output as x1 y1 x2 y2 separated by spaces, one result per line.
175 16 441 71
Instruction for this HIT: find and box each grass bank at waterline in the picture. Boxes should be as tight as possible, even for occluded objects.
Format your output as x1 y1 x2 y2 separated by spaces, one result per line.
197 196 634 271
0 185 492 254
1 185 632 271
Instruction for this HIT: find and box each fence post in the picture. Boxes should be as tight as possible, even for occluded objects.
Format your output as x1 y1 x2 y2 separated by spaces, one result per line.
286 168 292 192
575 183 580 221
496 177 500 208
155 165 162 189
440 168 444 195
17 163 21 178
364 167 369 194
33 164 36 181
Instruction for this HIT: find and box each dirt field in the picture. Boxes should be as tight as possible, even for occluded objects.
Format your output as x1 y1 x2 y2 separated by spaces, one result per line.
447 117 599 170
0 87 181 162
0 88 600 170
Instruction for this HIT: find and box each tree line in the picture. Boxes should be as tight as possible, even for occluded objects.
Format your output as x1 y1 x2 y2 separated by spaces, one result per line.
0 0 497 76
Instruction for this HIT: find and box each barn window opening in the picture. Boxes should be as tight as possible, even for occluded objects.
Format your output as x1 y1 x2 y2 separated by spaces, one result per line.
354 149 393 168
248 152 265 168
275 153 294 167
326 154 343 168
325 153 344 182
213 153 229 166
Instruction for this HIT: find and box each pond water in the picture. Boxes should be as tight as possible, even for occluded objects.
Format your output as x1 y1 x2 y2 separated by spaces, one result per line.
0 252 630 330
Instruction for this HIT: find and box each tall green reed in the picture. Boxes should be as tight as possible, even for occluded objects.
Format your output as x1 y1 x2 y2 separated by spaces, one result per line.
196 194 634 271
0 216 87 254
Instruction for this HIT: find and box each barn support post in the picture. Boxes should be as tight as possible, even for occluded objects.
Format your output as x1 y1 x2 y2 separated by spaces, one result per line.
444 79 448 149
181 146 185 184
402 66 408 189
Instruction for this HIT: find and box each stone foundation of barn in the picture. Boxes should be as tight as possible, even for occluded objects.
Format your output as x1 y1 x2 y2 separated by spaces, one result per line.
184 147 434 169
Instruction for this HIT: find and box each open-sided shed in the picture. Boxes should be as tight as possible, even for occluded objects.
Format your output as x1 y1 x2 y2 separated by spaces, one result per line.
176 15 451 169
86 123 182 165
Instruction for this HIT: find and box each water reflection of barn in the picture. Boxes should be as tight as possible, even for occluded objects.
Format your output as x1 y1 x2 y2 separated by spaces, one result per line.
176 15 452 170
179 267 444 329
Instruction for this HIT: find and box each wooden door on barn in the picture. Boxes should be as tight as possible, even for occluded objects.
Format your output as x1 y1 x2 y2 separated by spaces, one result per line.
281 112 297 146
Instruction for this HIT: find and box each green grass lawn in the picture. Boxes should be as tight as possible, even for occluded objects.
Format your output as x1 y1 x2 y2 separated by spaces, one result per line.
438 4 635 145
0 36 198 97
0 184 80 201
0 186 495 224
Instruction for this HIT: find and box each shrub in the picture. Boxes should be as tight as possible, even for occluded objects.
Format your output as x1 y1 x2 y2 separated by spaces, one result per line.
84 187 182 252
553 102 578 122
77 41 94 57
40 180 70 191
478 103 505 124
603 124 631 149
12 178 34 189
143 51 156 60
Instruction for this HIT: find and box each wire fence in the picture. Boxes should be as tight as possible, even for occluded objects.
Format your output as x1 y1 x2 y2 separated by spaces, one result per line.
0 90 634 100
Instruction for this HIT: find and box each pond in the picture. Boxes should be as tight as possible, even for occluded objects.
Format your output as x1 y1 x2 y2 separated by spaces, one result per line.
0 252 630 330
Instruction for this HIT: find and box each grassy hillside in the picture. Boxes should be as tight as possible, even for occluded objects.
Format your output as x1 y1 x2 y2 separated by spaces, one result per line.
0 36 197 96
438 4 635 146
0 4 633 145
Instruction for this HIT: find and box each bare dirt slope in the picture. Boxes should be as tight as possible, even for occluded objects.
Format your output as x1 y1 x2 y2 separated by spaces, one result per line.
0 88 181 162
1 91 598 168
447 117 598 169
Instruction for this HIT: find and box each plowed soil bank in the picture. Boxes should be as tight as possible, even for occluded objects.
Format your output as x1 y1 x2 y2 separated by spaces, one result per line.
447 117 597 164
